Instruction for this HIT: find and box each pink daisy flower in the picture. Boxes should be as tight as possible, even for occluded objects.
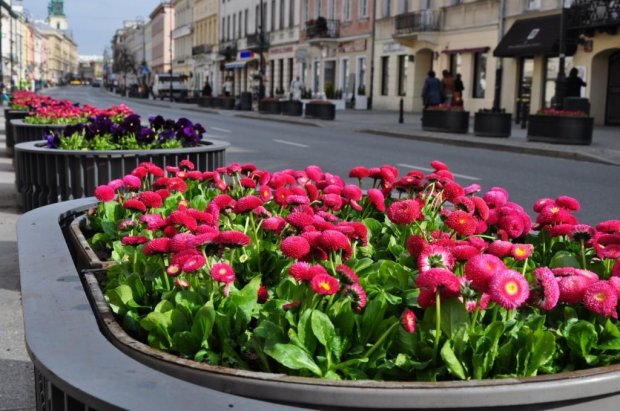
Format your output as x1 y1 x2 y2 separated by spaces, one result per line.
488 269 530 310
168 210 198 231
216 231 251 247
557 275 591 305
94 185 115 202
445 210 477 236
261 216 287 234
182 254 206 273
144 238 171 255
174 278 190 289
166 264 181 277
335 265 360 285
139 191 163 208
289 262 312 282
211 263 236 283
319 230 352 259
510 243 533 261
140 214 166 230
286 212 315 229
366 188 385 212
530 267 560 310
122 175 142 190
570 224 595 242
281 236 311 259
386 199 420 225
406 234 427 259
122 199 147 213
555 195 580 211
416 268 461 300
310 274 340 295
583 281 618 318
343 283 367 312
402 309 416 333
257 285 269 303
418 245 455 272
120 235 148 246
233 195 263 213
487 240 513 258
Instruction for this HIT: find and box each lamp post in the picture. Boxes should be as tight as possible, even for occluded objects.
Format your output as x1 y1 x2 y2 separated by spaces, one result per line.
553 1 570 110
492 0 506 111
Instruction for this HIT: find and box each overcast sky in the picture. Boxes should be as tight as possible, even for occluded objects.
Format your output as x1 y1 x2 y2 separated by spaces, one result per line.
26 0 163 56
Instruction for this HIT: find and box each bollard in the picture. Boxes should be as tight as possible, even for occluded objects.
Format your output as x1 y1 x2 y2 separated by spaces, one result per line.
399 98 404 124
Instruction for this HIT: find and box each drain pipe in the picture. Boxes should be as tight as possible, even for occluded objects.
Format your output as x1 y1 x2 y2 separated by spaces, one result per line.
492 0 506 111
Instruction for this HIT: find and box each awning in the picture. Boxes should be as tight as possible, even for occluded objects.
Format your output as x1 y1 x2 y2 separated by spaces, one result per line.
442 47 489 54
224 61 247 70
494 15 577 58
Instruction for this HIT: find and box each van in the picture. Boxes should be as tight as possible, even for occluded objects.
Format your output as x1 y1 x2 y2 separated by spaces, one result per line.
152 74 188 100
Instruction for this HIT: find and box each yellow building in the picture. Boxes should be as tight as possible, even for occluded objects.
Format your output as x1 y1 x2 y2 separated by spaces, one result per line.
192 0 220 94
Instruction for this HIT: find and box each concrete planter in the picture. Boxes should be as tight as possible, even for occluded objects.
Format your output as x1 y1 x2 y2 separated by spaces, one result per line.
473 112 512 138
258 99 282 115
305 102 336 120
527 115 594 145
282 100 303 116
4 109 28 156
422 110 470 134
17 200 620 410
220 97 236 110
10 119 66 155
14 140 229 211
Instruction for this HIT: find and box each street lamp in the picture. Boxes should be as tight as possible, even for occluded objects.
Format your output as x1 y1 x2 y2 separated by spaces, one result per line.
553 0 571 110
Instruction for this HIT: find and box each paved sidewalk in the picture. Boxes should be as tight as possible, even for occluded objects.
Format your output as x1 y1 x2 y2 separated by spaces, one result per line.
1 94 618 410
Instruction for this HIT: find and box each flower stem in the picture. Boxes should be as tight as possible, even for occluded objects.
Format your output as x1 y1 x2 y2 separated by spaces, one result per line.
363 321 398 360
433 292 442 365
580 240 587 269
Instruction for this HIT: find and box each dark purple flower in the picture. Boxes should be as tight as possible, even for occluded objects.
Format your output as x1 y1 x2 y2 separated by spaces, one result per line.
121 114 142 133
148 115 165 130
137 127 155 144
44 129 61 148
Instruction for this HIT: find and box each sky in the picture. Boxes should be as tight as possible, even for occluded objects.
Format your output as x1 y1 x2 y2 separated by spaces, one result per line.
25 0 163 56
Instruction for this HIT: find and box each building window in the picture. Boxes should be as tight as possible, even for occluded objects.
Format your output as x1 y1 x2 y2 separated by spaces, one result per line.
233 14 237 39
271 1 276 31
221 17 225 40
525 0 541 10
399 0 409 13
245 9 249 36
341 58 350 95
381 56 389 95
329 0 335 19
420 0 430 9
227 15 231 39
304 0 309 23
279 59 284 91
360 0 369 18
343 0 351 21
255 5 260 32
317 0 322 18
289 0 295 27
543 56 574 108
449 53 462 77
238 11 243 38
288 57 294 88
382 0 391 18
280 0 285 29
313 60 321 93
472 51 488 98
358 56 367 93
398 55 407 96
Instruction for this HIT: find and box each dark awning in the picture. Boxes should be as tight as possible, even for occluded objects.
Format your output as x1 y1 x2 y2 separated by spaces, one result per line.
442 47 490 54
494 15 577 58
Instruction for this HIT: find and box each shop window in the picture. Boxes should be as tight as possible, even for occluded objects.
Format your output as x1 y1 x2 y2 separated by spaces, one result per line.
271 0 276 31
449 53 462 78
381 56 390 96
313 60 321 93
543 56 575 108
357 56 367 93
398 55 407 96
399 0 409 13
472 51 487 99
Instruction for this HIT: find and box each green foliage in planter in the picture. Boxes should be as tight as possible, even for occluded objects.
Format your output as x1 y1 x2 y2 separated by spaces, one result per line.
325 82 335 99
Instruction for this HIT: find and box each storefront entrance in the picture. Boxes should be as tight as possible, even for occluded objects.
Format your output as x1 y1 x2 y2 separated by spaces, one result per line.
606 51 620 125
516 57 534 120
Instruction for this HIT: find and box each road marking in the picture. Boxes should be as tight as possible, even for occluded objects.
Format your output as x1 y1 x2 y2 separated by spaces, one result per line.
396 163 481 181
211 127 232 133
273 139 309 148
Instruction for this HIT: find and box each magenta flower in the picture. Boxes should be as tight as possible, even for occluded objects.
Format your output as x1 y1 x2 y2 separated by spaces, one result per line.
386 199 420 225
583 281 618 318
344 283 367 312
530 267 560 310
281 236 311 259
401 309 417 334
94 185 115 202
488 269 530 310
211 263 236 283
418 245 455 272
310 273 340 295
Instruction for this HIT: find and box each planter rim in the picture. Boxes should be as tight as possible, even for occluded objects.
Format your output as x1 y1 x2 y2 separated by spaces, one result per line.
14 139 230 156
10 118 67 127
18 200 620 409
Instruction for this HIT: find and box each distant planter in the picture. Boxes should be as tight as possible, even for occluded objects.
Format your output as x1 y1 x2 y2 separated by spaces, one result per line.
220 97 236 110
305 100 335 120
197 96 214 108
258 98 282 115
14 140 229 211
474 111 512 138
422 108 470 134
527 114 593 145
282 100 303 116
11 119 66 153
4 109 28 156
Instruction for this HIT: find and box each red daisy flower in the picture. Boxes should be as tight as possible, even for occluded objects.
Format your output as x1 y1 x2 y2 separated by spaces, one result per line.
612 260 620 278
310 273 340 295
131 166 148 179
488 269 530 310
348 166 370 179
120 235 148 245
166 264 181 277
305 165 324 181
118 220 136 230
406 234 427 259
510 243 533 261
451 244 480 261
555 195 580 211
570 224 595 242
232 195 262 213
139 191 163 209
418 245 455 272
319 230 352 259
335 264 359 285
170 233 197 252
211 262 236 283
464 254 506 292
583 281 618 318
174 278 190 289
168 210 198 231
530 267 560 310
281 236 311 259
342 185 363 201
179 159 195 170
122 175 142 190
286 212 315 229
167 177 187 193
402 309 416 333
144 238 171 255
156 189 170 201
216 231 251 246
596 220 620 234
94 185 115 202
592 233 620 259
182 254 206 273
212 194 235 210
261 216 286 234
344 283 367 312
322 193 343 211
289 261 312 282
416 268 461 300
257 285 269 303
446 210 477 236
123 199 147 213
487 240 513 258
386 199 420 225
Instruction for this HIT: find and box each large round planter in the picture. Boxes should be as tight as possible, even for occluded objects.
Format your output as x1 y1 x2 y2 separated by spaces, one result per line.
14 140 229 212
473 112 512 138
17 200 620 410
4 109 28 156
258 99 282 115
282 100 303 116
11 119 66 148
422 110 470 134
305 102 336 120
527 115 594 145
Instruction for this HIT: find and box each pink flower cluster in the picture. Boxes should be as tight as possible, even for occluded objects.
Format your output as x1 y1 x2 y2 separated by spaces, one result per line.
26 97 133 124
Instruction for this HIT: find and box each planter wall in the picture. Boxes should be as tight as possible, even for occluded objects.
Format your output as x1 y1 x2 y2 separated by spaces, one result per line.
527 115 594 145
11 119 66 149
221 97 236 110
282 100 303 116
4 109 28 156
422 110 470 134
258 99 282 115
305 102 336 120
17 200 620 410
473 112 512 138
14 140 229 211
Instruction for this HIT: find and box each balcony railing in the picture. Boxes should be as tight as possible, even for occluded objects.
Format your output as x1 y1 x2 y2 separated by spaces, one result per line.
218 39 237 58
567 0 620 32
192 44 212 56
305 17 340 39
246 33 269 51
395 10 441 34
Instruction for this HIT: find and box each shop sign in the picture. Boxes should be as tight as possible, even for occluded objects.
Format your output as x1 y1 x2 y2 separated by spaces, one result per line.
270 46 294 55
383 42 405 53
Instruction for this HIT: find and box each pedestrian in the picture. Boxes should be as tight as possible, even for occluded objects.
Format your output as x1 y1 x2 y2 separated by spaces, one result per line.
202 78 212 96
566 68 587 98
453 73 464 106
289 76 302 100
223 77 233 97
422 70 442 109
441 70 455 106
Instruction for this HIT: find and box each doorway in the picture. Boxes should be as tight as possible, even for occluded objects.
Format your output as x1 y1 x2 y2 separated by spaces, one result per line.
516 57 534 119
606 51 620 125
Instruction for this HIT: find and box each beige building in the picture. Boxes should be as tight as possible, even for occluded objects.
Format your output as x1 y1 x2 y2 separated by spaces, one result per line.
172 0 194 91
192 0 220 94
149 2 175 77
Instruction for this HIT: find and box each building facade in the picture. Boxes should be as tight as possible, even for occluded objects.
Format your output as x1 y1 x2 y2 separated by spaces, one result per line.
149 2 174 77
172 0 194 92
192 0 220 95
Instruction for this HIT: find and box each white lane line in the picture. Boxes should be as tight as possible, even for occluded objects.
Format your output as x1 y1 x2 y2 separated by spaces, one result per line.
273 139 309 148
211 127 232 133
397 163 481 181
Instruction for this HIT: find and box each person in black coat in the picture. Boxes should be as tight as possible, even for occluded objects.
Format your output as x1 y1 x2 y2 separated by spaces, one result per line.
566 68 586 98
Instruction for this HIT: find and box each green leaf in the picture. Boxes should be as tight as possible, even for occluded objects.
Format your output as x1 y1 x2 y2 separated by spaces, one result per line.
154 299 174 313
439 298 468 339
549 250 581 269
254 320 286 344
440 341 467 380
174 290 203 316
298 309 317 354
566 321 598 361
524 330 556 376
264 342 323 376
170 308 190 334
191 302 216 348
105 284 133 316
228 276 261 330
597 338 620 351
125 273 146 304
311 310 337 353
472 322 505 379
172 331 201 357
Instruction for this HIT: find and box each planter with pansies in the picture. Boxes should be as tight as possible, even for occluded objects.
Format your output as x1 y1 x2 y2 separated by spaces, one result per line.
18 158 620 409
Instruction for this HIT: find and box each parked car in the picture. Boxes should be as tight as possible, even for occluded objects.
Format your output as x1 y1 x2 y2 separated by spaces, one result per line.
152 74 188 101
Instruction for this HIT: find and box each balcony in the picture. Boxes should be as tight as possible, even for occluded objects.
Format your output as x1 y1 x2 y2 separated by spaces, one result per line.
246 33 269 51
218 39 237 59
395 10 441 34
567 0 620 35
305 17 340 40
192 44 212 56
